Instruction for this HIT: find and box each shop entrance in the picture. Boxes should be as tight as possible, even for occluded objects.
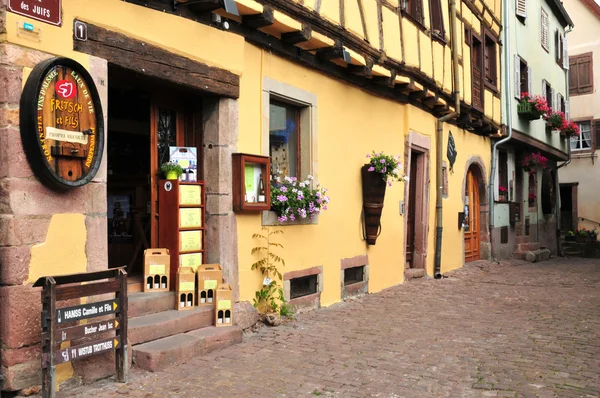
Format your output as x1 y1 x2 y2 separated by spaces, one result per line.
406 150 427 270
107 66 203 281
464 166 481 262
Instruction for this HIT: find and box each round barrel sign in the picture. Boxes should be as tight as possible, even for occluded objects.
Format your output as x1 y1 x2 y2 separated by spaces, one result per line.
20 57 104 191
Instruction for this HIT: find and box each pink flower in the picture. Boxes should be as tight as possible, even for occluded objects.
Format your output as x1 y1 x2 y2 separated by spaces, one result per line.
368 166 375 172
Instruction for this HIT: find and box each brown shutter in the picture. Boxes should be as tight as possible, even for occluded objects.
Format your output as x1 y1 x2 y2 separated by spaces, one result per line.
411 0 424 23
577 54 593 94
569 57 578 94
430 0 445 37
595 119 600 149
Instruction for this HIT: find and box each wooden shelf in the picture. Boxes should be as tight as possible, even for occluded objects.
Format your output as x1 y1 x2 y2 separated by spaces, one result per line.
158 180 206 290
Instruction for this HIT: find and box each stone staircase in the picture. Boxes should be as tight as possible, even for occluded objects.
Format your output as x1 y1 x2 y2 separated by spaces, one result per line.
126 282 242 372
560 234 600 258
513 235 551 263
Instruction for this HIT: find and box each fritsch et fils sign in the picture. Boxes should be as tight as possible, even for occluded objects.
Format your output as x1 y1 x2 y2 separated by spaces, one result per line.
20 57 104 191
8 0 62 26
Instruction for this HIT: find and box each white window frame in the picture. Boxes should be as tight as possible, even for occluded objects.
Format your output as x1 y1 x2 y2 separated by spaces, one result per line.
261 77 318 226
570 121 593 152
541 8 549 52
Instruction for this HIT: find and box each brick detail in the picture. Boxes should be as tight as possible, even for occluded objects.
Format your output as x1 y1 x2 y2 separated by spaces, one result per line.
0 65 22 104
284 266 322 281
0 245 31 285
0 285 42 349
340 255 368 270
0 215 51 246
85 215 108 273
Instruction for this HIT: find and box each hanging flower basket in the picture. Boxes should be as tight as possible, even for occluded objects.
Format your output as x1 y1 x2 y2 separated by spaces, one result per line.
361 164 387 245
521 152 548 174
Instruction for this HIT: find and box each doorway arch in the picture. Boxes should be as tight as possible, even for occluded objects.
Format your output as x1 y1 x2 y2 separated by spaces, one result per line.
462 157 490 262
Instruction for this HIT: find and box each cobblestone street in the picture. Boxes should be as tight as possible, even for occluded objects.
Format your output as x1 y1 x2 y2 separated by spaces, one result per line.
62 258 600 398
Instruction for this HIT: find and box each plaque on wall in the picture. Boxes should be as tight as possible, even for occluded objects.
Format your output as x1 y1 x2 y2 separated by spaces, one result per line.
20 57 104 191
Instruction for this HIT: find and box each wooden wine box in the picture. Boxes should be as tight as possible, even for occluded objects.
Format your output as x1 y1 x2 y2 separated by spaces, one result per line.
196 264 223 306
176 266 196 310
143 248 170 292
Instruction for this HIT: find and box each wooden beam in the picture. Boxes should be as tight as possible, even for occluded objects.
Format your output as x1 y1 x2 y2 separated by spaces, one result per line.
348 59 373 77
423 94 438 108
281 26 312 45
243 6 274 28
176 0 221 13
373 70 397 87
73 21 239 99
317 46 351 63
409 88 428 101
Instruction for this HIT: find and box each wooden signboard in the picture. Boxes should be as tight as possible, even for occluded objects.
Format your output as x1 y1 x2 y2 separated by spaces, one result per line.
20 57 104 191
33 268 128 398
8 0 62 26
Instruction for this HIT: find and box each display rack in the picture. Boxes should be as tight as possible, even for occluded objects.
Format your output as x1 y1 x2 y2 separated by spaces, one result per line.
158 180 206 290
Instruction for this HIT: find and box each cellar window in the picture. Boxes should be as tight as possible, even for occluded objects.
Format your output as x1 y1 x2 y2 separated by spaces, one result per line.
290 274 318 299
344 266 365 286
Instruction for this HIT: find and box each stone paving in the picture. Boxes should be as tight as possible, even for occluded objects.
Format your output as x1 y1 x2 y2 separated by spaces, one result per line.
60 258 600 397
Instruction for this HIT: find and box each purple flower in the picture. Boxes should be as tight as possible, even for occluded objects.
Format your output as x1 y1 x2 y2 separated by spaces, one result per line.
281 186 288 193
368 166 375 172
277 215 288 222
388 181 392 187
297 192 304 200
380 159 385 163
299 208 307 218
277 195 288 202
382 167 386 173
289 214 295 221
323 205 328 210
366 154 371 158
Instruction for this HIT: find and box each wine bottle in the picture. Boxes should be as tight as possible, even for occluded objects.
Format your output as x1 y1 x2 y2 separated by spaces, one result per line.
258 173 265 202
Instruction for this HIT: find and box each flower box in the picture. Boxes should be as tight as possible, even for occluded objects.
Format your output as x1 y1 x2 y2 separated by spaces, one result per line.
497 193 508 202
564 235 575 242
517 101 543 121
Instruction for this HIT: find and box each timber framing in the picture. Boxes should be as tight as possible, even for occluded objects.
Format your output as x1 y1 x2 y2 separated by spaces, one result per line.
116 0 499 134
73 21 239 98
510 130 569 161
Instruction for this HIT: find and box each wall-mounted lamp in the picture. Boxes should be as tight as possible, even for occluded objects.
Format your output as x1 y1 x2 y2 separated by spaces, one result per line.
172 0 239 16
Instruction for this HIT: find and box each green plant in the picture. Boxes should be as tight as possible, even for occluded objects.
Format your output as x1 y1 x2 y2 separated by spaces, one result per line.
566 231 575 237
366 151 408 186
251 227 292 317
160 161 184 177
270 175 329 222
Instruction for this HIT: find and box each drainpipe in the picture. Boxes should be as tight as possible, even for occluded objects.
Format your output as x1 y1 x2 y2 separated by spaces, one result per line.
489 0 513 233
556 25 574 252
434 0 460 278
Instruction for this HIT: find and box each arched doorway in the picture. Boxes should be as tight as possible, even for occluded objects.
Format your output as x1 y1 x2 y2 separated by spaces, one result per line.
464 166 481 262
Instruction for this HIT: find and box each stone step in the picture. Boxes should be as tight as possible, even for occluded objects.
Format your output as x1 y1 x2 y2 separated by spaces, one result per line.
128 291 176 318
129 307 214 345
515 235 531 244
133 326 242 372
518 242 540 252
405 268 426 280
563 249 582 256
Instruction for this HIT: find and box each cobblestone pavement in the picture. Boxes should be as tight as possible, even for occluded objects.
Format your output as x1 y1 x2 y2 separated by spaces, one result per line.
62 258 600 398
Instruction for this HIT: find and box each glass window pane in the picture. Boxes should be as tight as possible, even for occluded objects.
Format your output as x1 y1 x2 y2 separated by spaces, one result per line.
269 101 299 180
158 108 177 167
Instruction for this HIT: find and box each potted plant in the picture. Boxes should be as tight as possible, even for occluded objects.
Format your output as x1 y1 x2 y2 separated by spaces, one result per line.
160 161 184 180
565 230 576 242
528 192 537 207
270 175 329 223
362 151 407 245
517 92 549 121
521 152 548 174
575 228 588 243
498 185 508 202
587 229 598 243
544 110 565 131
561 120 580 138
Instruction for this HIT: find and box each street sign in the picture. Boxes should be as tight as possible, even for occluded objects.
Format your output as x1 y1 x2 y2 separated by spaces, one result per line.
53 336 120 365
447 131 457 172
8 0 62 27
56 299 119 324
56 319 119 342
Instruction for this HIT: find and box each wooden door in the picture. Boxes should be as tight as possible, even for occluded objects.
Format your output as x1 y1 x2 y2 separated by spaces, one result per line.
406 154 419 265
464 169 480 262
150 105 185 247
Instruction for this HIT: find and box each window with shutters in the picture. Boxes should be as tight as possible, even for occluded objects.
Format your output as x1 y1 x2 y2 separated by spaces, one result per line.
569 53 593 96
515 56 532 99
471 34 484 110
429 0 445 39
558 94 565 114
570 121 593 152
541 9 549 52
555 30 564 67
542 80 553 109
484 32 497 88
516 0 527 20
405 0 425 25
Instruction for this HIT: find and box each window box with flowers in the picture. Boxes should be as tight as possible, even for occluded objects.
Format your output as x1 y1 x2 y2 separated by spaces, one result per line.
517 93 549 121
544 111 566 131
362 151 407 245
575 228 598 243
560 120 581 138
269 175 329 224
521 152 548 174
497 185 508 202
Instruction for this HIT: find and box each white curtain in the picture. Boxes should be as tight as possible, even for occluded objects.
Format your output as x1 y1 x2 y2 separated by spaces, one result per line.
582 127 592 148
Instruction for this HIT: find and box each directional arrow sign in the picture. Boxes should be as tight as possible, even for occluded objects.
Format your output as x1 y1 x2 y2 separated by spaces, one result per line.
54 336 120 365
56 319 120 342
56 299 120 324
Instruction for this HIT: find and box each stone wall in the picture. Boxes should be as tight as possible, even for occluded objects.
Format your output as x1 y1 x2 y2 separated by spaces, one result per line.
0 43 109 392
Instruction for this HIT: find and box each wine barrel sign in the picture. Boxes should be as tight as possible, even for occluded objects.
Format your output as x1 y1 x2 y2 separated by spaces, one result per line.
20 57 104 191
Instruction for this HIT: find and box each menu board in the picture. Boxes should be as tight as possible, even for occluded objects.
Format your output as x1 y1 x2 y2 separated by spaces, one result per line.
180 208 202 228
179 185 201 205
180 231 202 252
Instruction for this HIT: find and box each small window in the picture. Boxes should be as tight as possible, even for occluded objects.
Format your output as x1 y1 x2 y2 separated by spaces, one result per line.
429 0 445 38
525 217 530 235
484 33 497 87
344 266 365 286
541 9 549 51
498 150 508 195
558 94 565 114
528 174 537 207
290 274 318 299
514 56 531 99
542 80 553 109
501 226 509 244
571 121 593 152
405 0 424 24
516 0 527 19
269 100 300 181
555 30 564 66
569 53 593 96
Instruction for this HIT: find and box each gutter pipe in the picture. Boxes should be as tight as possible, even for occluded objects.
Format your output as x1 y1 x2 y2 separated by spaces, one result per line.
489 0 513 232
434 0 460 278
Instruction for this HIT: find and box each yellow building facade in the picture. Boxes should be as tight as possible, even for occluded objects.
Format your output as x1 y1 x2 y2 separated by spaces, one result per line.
0 0 501 391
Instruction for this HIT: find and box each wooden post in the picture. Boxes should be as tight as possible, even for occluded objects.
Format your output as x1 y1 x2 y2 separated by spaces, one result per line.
41 277 57 398
116 268 129 383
